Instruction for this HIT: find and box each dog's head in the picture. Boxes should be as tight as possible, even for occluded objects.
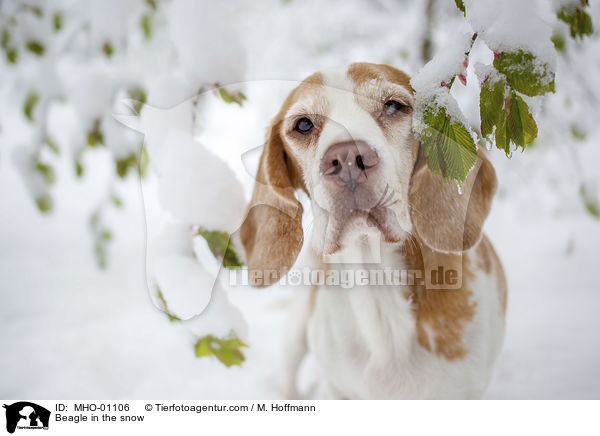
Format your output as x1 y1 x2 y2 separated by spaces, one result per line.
241 63 496 286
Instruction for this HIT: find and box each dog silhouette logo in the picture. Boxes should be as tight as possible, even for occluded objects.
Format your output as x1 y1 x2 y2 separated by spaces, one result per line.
3 402 50 433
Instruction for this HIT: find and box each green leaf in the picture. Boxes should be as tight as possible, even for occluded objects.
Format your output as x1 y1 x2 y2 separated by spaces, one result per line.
141 14 153 40
127 86 147 115
44 136 60 155
24 5 43 18
455 0 466 16
570 124 586 141
139 146 149 179
94 240 107 269
195 337 212 357
580 185 600 219
417 104 478 184
156 288 181 322
75 159 84 178
558 5 593 39
218 87 246 106
35 162 56 185
87 120 104 147
1 28 9 49
115 153 137 178
197 227 244 269
90 215 112 269
25 40 45 56
496 92 537 155
36 194 53 213
116 148 147 179
480 75 538 155
102 42 114 58
493 50 555 97
551 33 566 52
111 195 123 208
194 333 248 367
3 27 19 63
480 78 505 138
6 48 18 64
23 92 39 122
212 347 246 368
53 12 63 31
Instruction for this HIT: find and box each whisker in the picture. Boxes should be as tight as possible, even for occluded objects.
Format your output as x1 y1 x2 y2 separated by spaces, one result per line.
407 204 432 222
375 185 389 208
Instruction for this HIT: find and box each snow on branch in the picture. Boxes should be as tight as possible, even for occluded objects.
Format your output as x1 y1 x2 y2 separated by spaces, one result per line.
411 0 593 185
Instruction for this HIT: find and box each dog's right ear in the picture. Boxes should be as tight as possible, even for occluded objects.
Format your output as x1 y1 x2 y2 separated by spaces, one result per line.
409 148 497 253
240 118 304 287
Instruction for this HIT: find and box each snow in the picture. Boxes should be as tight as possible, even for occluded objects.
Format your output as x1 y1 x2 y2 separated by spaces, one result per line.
463 0 556 68
151 255 214 320
149 222 195 259
83 0 140 48
410 33 474 135
411 33 472 95
137 96 195 159
58 59 116 129
11 146 47 200
1 0 600 399
167 0 247 88
552 0 582 11
153 130 246 232
146 222 247 330
182 278 249 340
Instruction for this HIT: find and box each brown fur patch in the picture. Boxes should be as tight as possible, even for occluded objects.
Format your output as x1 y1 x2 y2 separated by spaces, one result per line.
347 62 414 93
275 72 324 127
240 74 324 287
401 236 476 361
476 236 507 317
490 240 508 317
476 236 493 274
404 149 499 359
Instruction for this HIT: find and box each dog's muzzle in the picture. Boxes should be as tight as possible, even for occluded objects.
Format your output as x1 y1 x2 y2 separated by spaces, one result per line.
320 140 379 192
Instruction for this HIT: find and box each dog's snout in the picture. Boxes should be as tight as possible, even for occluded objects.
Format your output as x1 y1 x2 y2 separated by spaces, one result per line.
320 141 379 190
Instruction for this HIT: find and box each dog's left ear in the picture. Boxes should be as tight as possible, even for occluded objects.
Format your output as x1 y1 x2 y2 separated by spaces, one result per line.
240 119 304 287
409 149 497 253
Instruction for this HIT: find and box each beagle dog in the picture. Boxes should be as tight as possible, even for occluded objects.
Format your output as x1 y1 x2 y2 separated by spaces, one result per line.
240 63 507 399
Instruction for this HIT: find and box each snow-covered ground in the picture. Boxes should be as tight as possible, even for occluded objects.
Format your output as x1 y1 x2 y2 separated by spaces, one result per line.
1 0 600 399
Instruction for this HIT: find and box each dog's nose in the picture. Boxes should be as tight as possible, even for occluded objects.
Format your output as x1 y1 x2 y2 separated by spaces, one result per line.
320 140 379 190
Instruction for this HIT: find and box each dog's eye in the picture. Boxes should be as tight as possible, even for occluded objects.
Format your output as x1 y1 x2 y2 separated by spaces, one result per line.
383 100 405 116
295 117 314 134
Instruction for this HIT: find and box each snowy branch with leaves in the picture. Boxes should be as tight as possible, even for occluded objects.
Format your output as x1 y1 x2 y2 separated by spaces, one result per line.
413 0 593 185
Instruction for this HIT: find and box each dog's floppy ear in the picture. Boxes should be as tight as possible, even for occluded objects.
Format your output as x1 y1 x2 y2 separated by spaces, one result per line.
240 119 303 287
409 148 497 253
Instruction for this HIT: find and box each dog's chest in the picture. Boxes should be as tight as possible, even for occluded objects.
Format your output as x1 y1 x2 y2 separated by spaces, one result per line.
306 245 410 396
305 244 484 399
307 283 414 395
